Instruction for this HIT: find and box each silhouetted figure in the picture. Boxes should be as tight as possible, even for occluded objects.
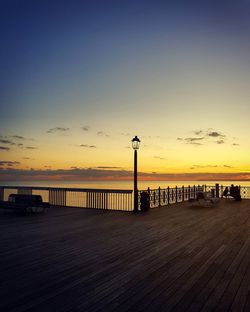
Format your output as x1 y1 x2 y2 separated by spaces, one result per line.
222 187 229 198
229 184 241 201
230 184 235 196
234 185 241 201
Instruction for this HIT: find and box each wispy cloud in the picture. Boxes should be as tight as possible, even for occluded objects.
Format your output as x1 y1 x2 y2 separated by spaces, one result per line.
154 156 167 160
178 129 228 146
25 146 37 150
190 164 233 169
11 135 26 140
96 166 123 169
121 132 131 137
47 127 70 134
0 161 20 167
1 167 250 182
80 144 96 148
190 164 218 170
97 131 109 137
0 139 15 145
216 140 225 144
185 137 204 143
0 146 10 151
81 126 90 131
207 131 225 138
194 130 203 135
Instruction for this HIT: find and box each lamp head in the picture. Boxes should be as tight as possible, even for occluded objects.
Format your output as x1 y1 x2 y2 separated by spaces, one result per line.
132 136 141 150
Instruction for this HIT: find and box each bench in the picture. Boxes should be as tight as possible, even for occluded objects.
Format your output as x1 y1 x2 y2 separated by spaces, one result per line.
0 194 50 214
191 191 219 208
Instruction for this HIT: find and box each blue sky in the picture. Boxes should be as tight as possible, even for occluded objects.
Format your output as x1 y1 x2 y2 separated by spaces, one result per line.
1 0 250 181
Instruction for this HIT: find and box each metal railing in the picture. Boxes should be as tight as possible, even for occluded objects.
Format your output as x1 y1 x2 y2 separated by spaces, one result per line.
1 184 249 212
139 184 250 209
0 186 133 211
139 185 204 209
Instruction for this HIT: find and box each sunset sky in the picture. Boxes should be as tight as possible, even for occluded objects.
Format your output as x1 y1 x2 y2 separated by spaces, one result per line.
1 0 250 182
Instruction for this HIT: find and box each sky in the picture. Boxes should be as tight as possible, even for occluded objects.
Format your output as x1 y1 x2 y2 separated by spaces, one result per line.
1 0 250 182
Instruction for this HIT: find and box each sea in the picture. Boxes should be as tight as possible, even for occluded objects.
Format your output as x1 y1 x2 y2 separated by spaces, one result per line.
1 180 250 190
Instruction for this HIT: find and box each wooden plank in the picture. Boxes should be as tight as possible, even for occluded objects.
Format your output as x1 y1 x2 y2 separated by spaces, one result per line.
0 200 250 311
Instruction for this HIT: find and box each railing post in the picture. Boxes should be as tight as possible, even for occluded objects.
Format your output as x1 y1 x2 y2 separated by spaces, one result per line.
158 187 161 207
167 186 170 205
175 186 178 203
193 185 196 199
220 185 224 198
148 187 151 209
182 186 185 202
215 183 219 198
188 185 190 200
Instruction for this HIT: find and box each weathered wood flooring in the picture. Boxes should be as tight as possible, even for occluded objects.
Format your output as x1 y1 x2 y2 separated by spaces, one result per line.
1 199 250 312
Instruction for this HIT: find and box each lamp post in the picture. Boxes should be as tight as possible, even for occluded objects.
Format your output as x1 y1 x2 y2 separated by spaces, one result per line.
132 136 140 212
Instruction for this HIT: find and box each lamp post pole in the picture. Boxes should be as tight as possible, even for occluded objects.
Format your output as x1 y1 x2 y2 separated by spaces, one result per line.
132 136 140 213
134 148 138 212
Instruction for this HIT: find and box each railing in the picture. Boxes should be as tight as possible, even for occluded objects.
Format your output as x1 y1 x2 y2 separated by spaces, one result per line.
139 184 250 209
139 185 204 208
0 186 133 211
204 184 250 199
1 184 249 212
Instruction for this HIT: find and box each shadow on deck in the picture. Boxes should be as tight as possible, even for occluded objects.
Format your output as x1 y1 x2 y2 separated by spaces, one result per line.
1 199 250 311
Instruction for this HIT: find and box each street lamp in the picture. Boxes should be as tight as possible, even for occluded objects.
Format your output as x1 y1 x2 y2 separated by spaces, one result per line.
132 136 140 212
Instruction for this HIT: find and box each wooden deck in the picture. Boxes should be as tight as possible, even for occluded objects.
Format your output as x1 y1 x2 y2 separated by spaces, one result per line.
1 199 250 312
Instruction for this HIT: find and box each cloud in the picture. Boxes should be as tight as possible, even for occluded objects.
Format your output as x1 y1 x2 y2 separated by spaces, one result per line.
185 137 204 143
184 137 204 145
81 126 90 131
121 133 131 137
232 143 240 146
11 135 25 140
178 129 228 146
96 166 123 169
80 144 96 148
1 167 250 182
190 164 233 170
47 127 70 134
207 131 224 138
194 130 203 135
97 131 109 137
25 146 37 150
0 161 20 167
0 139 15 145
190 165 218 170
154 156 167 160
216 140 225 144
0 146 10 151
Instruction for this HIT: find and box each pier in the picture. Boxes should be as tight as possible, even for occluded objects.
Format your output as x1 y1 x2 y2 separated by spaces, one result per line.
1 198 250 311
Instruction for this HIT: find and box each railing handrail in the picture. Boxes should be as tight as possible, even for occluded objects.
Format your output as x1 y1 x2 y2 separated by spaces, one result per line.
0 186 133 194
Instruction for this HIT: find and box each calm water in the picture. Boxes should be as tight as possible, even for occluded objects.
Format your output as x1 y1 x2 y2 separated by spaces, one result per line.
1 180 250 190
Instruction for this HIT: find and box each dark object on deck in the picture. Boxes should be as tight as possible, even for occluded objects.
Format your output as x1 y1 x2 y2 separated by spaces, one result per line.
223 185 242 201
140 191 150 212
222 187 229 198
230 185 242 201
0 194 49 214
